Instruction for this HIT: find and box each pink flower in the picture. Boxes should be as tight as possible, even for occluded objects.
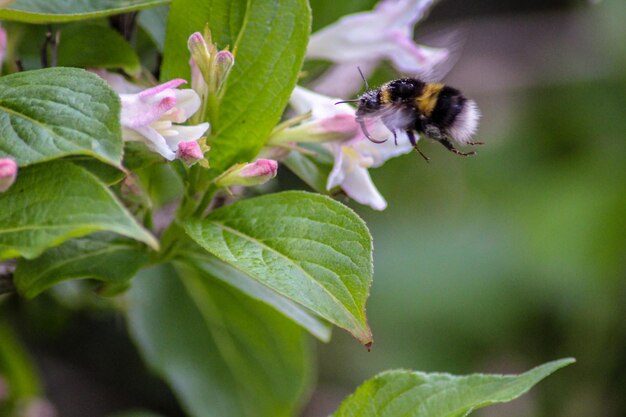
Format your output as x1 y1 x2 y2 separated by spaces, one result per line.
188 30 235 95
0 26 7 73
119 79 209 160
284 86 413 210
327 132 412 210
268 86 359 145
215 159 278 188
0 158 17 192
307 0 448 96
89 68 143 94
176 140 204 166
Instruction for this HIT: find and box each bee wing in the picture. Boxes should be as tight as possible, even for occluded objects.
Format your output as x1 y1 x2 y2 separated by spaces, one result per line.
359 105 416 142
411 28 468 83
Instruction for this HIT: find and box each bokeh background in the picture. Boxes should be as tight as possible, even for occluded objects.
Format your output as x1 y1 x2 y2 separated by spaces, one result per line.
1 0 625 416
302 0 626 416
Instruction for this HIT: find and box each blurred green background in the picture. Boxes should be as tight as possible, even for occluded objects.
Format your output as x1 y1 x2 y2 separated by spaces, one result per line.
1 0 625 416
302 0 626 416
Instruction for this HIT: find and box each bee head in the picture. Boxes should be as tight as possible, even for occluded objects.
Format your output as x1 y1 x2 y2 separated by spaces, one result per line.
356 90 380 117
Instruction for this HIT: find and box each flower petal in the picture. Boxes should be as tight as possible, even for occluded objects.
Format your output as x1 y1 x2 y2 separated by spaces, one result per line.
127 125 176 160
353 129 415 168
341 162 387 210
90 69 143 94
326 143 347 191
290 86 354 118
139 79 187 98
171 89 202 122
120 90 176 129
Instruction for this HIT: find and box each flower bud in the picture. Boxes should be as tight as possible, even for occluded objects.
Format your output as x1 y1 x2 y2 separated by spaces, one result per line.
215 50 235 89
187 31 212 83
187 28 235 97
176 140 204 166
0 158 17 192
215 159 278 188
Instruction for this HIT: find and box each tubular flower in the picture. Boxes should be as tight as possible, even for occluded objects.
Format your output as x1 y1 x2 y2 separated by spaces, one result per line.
285 86 413 210
268 86 358 145
120 79 209 161
215 159 278 188
327 126 413 211
307 0 448 96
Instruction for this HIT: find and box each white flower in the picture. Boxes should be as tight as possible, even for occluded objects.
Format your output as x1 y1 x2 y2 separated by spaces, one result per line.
287 86 413 210
119 79 209 160
269 86 359 145
307 0 448 96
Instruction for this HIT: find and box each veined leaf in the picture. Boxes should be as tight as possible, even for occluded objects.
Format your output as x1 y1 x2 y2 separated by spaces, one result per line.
183 251 332 342
0 67 122 167
331 358 575 417
161 0 311 175
127 264 312 417
0 0 169 23
14 232 150 298
184 191 373 345
0 161 158 260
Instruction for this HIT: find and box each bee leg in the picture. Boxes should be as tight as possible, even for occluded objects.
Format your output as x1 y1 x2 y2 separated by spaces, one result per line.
393 130 398 146
357 118 387 143
407 130 430 162
467 141 484 146
438 137 476 157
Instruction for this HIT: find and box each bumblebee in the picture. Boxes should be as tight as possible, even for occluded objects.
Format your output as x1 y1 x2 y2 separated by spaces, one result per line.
339 75 481 161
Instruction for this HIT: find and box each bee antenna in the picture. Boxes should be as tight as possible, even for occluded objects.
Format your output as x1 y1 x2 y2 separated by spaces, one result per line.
357 66 369 90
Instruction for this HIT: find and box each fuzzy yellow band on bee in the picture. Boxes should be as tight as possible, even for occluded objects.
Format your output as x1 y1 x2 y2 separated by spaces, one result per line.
416 83 444 116
380 87 392 104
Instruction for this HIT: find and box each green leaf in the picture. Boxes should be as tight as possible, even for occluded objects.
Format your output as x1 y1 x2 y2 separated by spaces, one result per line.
127 263 312 417
14 232 150 298
161 0 311 175
184 251 332 342
0 321 42 401
138 5 169 52
331 358 576 417
70 158 126 186
0 67 122 167
0 161 158 260
184 191 373 345
283 145 335 194
57 24 141 75
0 0 170 24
